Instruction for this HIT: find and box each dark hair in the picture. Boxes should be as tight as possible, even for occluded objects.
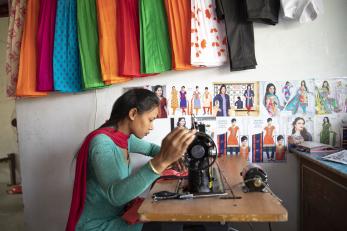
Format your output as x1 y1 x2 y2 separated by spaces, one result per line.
219 84 226 94
241 136 248 142
264 83 276 106
231 118 236 123
292 117 311 141
177 117 186 127
237 96 241 100
301 80 308 92
100 88 159 129
277 135 284 141
153 85 163 96
322 81 330 92
205 87 208 90
247 84 251 90
196 86 199 89
323 116 330 124
267 118 272 122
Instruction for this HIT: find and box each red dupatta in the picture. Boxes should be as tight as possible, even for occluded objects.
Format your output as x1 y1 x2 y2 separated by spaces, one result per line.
65 127 129 231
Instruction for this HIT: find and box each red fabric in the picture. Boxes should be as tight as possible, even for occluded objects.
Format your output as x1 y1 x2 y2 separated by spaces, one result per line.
117 0 156 77
121 197 145 224
65 127 129 231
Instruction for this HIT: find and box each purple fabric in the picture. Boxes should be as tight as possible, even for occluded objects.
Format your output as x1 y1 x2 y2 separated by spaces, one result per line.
36 0 57 91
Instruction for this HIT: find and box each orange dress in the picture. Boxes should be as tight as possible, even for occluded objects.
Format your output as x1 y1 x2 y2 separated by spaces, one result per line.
16 0 47 97
227 126 239 147
240 146 250 160
164 0 192 70
96 0 130 84
263 126 275 147
275 145 286 160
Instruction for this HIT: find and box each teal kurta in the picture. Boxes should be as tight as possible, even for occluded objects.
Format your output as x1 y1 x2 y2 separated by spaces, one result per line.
76 134 160 231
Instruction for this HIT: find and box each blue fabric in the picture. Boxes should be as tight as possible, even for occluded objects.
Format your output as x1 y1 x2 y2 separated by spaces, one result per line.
53 0 82 92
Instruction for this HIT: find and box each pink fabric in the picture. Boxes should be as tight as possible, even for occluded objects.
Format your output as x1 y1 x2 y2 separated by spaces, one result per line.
5 0 27 97
36 0 57 91
65 127 129 231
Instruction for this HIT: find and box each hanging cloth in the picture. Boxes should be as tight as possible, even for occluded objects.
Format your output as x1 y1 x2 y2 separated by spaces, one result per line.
36 0 57 91
190 0 228 67
16 0 47 97
164 0 192 70
65 127 129 231
5 0 26 97
216 0 257 71
281 0 324 23
77 0 105 89
96 0 131 84
53 0 82 93
245 0 280 25
139 0 172 74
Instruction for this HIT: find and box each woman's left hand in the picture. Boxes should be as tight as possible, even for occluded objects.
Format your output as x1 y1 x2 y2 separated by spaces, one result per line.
169 158 187 172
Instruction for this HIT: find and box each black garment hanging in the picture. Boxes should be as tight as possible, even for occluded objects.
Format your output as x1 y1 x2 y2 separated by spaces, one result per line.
216 0 257 71
245 0 280 25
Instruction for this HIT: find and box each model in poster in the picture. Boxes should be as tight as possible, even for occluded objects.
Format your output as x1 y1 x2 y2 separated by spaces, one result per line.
282 81 293 104
227 118 239 155
192 86 201 115
275 135 286 161
202 87 212 115
154 85 168 118
213 84 230 117
285 80 308 114
335 80 346 112
316 80 338 114
170 86 178 115
176 117 187 128
263 118 276 160
264 83 282 116
244 84 254 111
179 86 187 115
288 117 313 146
319 116 336 146
239 136 250 161
234 96 243 109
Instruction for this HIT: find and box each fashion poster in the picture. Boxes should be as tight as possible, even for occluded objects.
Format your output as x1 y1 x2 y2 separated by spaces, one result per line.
287 116 314 148
315 78 347 114
166 83 213 117
260 81 289 117
314 115 341 147
213 82 260 117
282 79 315 117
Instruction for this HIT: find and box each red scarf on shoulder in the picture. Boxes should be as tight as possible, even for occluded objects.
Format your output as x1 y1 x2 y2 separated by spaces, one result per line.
65 127 129 231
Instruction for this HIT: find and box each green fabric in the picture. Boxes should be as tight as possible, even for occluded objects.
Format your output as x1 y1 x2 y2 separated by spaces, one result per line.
140 0 172 74
76 134 160 231
77 0 105 89
320 123 331 145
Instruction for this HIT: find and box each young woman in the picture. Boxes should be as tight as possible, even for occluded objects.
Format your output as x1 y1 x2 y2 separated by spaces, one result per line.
154 85 168 118
288 117 312 146
264 83 282 116
213 84 230 117
65 89 196 231
263 118 276 160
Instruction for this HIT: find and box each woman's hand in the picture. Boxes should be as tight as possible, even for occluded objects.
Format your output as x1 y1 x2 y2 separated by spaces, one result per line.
151 127 196 173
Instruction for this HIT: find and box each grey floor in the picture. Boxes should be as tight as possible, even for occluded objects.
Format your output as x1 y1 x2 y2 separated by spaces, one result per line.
0 162 24 231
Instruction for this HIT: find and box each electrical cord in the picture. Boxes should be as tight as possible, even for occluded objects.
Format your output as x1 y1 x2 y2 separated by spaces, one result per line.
268 222 272 231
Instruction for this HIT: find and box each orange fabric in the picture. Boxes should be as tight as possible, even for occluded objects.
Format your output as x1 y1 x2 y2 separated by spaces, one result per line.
240 146 250 160
264 126 275 145
227 126 239 146
16 0 47 97
96 0 131 84
164 0 192 70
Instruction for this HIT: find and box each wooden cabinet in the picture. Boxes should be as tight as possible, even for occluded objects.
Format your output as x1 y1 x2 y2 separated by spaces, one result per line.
300 158 347 231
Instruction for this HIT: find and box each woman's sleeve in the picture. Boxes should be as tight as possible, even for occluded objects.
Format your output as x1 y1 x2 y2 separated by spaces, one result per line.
128 135 161 157
89 135 160 207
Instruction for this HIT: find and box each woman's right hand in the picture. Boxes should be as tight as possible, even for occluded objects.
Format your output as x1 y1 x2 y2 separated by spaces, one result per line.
151 127 196 173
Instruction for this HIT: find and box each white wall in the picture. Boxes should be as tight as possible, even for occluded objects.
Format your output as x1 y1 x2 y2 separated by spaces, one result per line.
16 1 347 230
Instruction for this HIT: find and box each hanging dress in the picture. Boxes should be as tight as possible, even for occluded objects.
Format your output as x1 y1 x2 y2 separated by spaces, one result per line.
227 126 239 147
117 0 154 77
6 0 26 97
216 0 257 71
96 0 131 84
139 0 172 74
77 0 104 89
53 0 82 93
191 0 227 67
171 88 179 109
16 0 47 97
263 126 275 147
36 0 57 91
164 0 192 70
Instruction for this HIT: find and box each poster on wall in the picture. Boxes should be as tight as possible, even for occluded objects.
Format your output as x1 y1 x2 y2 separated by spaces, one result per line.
287 116 314 148
166 84 214 117
315 78 347 114
212 82 260 117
